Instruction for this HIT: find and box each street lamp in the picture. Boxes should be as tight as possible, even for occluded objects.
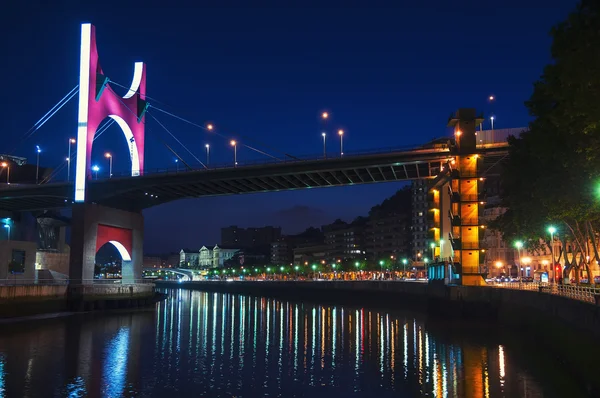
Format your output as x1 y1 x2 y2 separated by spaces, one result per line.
338 129 344 156
207 123 214 131
514 240 523 277
36 145 41 183
402 258 408 277
230 140 237 166
430 242 435 260
3 224 10 241
321 132 326 159
490 115 495 130
1 162 9 184
105 153 112 177
205 144 210 166
175 158 179 172
68 138 76 181
92 165 100 180
548 226 557 283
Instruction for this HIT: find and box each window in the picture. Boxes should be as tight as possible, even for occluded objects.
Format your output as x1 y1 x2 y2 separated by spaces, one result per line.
418 212 423 216
9 250 25 274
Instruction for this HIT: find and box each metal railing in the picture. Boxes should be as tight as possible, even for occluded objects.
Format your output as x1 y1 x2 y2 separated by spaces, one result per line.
1 142 459 187
486 281 600 304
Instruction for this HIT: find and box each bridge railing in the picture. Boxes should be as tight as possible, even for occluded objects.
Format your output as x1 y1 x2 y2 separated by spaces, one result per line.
486 281 600 304
25 141 456 184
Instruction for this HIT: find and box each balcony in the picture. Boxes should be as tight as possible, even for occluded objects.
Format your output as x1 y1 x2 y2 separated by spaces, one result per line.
451 215 461 226
460 217 479 226
452 193 486 202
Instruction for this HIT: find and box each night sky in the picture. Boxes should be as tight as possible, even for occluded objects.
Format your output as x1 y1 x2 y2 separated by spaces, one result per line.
0 0 576 253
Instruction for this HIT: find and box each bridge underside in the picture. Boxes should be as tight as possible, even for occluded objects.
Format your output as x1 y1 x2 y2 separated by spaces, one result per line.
0 146 507 213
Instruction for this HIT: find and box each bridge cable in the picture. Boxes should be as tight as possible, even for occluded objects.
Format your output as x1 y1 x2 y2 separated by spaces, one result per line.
149 105 286 161
107 77 293 161
41 119 116 183
146 111 207 169
9 85 79 155
105 85 197 170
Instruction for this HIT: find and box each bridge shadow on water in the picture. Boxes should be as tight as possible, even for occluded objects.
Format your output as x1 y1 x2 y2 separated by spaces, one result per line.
0 289 593 397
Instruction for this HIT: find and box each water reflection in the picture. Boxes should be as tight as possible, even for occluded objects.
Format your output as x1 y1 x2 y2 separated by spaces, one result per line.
0 289 573 397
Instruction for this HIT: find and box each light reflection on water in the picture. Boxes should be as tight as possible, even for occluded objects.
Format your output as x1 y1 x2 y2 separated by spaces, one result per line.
0 288 574 397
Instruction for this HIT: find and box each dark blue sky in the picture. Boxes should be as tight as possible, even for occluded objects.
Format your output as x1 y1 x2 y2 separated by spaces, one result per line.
0 0 576 252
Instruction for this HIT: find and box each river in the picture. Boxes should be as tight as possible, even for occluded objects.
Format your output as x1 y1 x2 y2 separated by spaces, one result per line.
0 288 587 397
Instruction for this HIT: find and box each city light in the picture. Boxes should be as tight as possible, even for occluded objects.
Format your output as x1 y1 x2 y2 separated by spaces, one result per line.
548 226 557 234
207 123 214 131
321 112 328 119
514 241 523 249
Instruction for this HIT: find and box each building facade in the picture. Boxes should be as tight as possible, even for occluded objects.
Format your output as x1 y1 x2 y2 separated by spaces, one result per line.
179 245 239 269
293 244 328 266
322 220 365 260
367 213 411 261
411 179 430 260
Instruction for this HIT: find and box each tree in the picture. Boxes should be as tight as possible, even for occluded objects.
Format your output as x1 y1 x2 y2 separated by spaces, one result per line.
495 1 600 283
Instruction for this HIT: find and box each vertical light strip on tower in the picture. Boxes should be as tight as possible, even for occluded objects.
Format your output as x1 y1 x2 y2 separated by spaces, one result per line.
75 23 91 202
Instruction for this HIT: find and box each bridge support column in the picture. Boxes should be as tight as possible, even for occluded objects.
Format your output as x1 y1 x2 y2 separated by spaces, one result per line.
69 203 143 284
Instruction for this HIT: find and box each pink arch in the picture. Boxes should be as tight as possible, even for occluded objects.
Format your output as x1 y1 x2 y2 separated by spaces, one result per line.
75 23 147 201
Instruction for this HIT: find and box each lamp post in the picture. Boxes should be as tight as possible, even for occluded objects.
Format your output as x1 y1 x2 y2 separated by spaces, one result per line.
3 224 10 241
1 162 9 184
105 153 112 177
67 138 76 181
36 145 41 183
338 129 344 156
205 144 210 166
321 133 326 159
92 165 99 180
514 240 523 278
230 140 237 166
490 116 495 130
402 258 408 278
548 226 557 283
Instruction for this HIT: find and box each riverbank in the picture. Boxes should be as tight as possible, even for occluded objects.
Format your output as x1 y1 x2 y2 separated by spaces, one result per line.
158 279 600 396
0 283 162 319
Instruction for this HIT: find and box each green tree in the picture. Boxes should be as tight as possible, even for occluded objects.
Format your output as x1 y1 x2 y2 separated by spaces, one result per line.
495 0 600 283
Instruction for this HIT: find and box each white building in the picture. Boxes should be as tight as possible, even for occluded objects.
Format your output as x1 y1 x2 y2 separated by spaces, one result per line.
180 245 239 269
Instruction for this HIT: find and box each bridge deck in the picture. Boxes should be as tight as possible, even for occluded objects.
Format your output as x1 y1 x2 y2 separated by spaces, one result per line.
0 144 508 212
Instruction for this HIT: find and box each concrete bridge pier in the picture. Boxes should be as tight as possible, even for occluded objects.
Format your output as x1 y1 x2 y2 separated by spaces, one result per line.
69 203 143 284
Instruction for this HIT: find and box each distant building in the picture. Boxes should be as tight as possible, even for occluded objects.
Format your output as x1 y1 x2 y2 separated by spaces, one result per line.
322 219 365 260
411 179 430 260
271 238 293 265
143 256 164 268
166 253 180 268
179 245 239 269
367 213 411 261
293 244 328 266
221 225 281 248
271 227 324 265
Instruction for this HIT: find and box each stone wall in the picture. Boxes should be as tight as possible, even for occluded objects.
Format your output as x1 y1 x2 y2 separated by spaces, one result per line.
36 250 70 276
0 284 67 301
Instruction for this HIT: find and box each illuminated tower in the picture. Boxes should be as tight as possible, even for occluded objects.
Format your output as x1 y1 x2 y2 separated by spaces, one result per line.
447 108 486 285
427 109 486 285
